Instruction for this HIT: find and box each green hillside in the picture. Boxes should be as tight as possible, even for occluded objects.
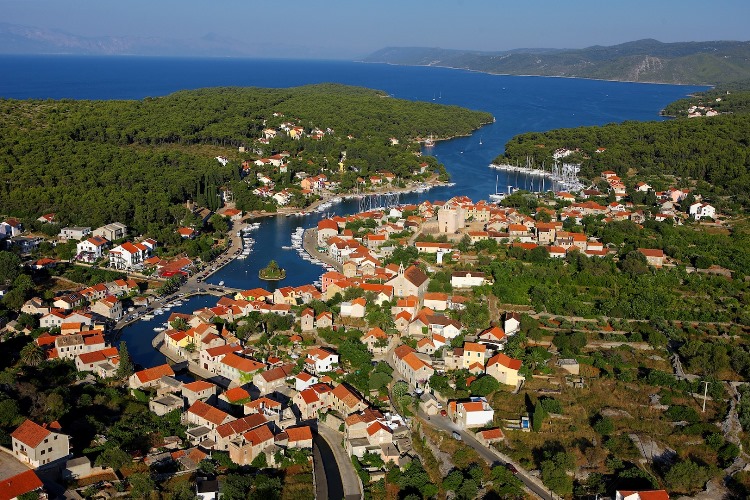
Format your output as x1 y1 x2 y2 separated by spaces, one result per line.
0 84 492 231
364 39 750 85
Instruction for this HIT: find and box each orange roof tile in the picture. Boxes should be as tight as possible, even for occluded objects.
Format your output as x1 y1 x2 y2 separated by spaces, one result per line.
487 352 522 370
243 424 274 446
223 386 251 402
0 470 43 500
183 380 216 393
135 364 175 384
285 426 313 442
11 419 51 448
187 400 231 426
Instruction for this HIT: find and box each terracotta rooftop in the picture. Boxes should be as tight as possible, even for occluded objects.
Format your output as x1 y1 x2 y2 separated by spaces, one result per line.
11 419 51 448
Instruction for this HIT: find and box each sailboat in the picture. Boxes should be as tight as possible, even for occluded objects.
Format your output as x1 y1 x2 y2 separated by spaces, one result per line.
489 175 505 202
423 134 435 147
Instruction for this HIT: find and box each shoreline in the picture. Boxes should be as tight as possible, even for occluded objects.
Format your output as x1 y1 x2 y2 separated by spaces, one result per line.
489 163 555 178
272 176 455 217
356 60 713 88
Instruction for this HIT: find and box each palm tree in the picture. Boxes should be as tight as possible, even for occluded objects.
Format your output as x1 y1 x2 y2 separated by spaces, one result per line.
19 342 44 367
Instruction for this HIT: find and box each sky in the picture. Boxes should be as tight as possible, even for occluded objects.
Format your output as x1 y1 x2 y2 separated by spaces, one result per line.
2 0 749 59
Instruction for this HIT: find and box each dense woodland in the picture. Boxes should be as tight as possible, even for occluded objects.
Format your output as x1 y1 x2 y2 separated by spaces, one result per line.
663 90 750 117
494 114 750 206
0 84 492 232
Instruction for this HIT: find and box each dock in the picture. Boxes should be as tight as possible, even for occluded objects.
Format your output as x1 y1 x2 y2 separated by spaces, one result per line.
302 228 343 273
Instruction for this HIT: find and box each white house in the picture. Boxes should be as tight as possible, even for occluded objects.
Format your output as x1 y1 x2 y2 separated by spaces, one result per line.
689 202 716 220
449 397 495 429
451 271 488 289
76 236 109 262
11 419 71 468
305 347 339 374
504 312 521 336
59 226 91 241
109 241 149 270
294 371 319 392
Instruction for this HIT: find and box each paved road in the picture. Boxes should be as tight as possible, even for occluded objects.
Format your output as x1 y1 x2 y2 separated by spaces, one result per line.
387 349 555 500
316 424 362 500
416 408 555 499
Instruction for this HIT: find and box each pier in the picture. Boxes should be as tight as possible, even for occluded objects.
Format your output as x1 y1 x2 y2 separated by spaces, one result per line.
302 228 343 273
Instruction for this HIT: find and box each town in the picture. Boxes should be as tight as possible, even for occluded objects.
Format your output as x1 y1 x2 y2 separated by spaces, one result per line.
0 157 739 499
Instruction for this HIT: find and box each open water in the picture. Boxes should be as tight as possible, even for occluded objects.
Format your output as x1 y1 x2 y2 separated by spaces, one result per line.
0 55 706 366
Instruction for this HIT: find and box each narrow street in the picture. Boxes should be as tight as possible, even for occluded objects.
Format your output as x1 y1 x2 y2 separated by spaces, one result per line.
386 348 555 500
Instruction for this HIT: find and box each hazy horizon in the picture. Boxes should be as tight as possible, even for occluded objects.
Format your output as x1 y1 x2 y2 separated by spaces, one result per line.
2 0 749 59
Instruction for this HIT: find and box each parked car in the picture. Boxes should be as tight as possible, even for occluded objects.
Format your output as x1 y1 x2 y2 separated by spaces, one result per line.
440 409 447 417
505 463 518 475
451 431 461 441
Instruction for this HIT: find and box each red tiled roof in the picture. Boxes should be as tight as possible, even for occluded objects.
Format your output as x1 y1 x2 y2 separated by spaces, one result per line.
0 470 43 500
638 248 664 258
216 414 267 439
221 353 265 373
243 424 274 446
187 400 231 426
183 380 215 393
284 425 313 442
460 401 486 412
134 364 175 384
11 419 51 448
617 491 670 500
487 352 522 370
223 386 251 402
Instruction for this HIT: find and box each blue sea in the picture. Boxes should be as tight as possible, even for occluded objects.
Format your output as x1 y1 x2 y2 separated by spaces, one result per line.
0 55 706 366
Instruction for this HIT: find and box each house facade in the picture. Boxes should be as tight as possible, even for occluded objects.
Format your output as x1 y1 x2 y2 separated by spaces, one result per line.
11 419 71 468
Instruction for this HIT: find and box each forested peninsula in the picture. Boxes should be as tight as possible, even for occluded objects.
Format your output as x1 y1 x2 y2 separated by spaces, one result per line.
0 84 492 232
494 114 750 207
364 39 750 85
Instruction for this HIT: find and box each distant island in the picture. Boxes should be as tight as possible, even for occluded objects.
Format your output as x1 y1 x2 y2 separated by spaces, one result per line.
259 260 286 281
363 39 750 85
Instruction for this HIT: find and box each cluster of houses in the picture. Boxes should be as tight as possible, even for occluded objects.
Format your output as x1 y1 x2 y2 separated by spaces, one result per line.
235 114 431 207
0 217 199 280
19 275 141 328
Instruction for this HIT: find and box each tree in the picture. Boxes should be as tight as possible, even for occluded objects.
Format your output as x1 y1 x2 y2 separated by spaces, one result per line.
251 452 268 468
665 459 711 494
0 398 21 427
456 478 479 499
0 251 21 286
19 342 44 367
442 469 464 491
209 214 229 234
532 403 547 432
95 447 132 471
170 317 189 331
117 341 134 378
128 473 156 499
490 465 525 498
592 415 614 436
392 381 409 398
457 234 472 252
469 375 500 396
